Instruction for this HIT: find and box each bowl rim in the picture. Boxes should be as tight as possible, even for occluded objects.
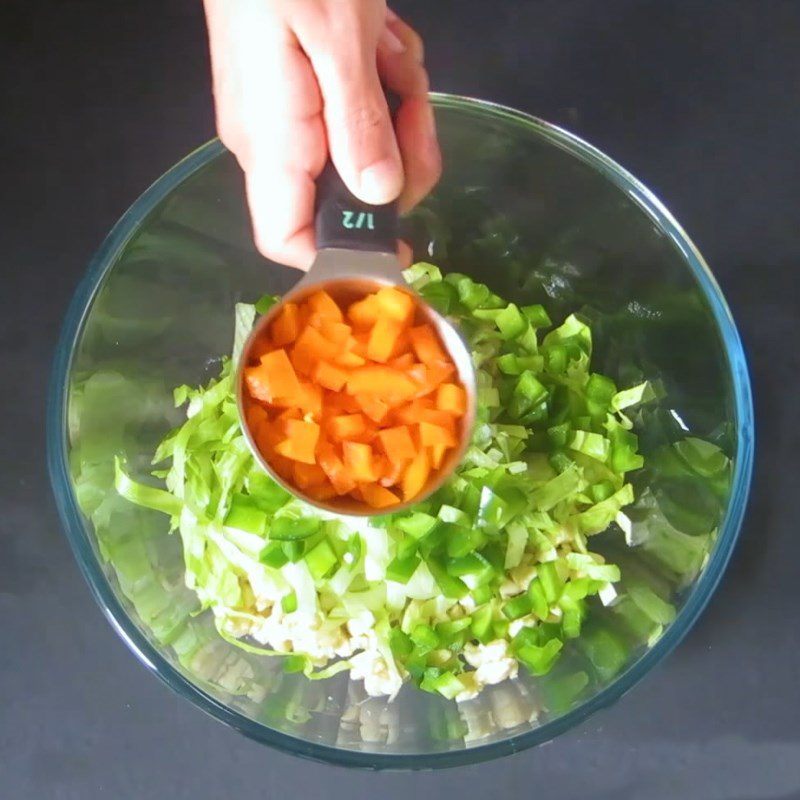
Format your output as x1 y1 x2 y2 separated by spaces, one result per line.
47 92 754 769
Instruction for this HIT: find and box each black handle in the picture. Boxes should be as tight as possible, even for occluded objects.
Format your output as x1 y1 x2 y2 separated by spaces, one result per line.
314 91 400 254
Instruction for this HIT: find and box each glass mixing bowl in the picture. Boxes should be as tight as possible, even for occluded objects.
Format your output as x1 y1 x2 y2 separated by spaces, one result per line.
48 94 753 768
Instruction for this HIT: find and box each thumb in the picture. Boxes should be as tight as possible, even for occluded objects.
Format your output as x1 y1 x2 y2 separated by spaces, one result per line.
309 40 404 205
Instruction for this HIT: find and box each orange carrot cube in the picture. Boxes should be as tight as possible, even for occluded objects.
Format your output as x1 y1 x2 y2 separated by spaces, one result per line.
271 303 300 346
354 393 390 423
318 320 351 345
388 353 415 369
379 458 405 487
347 295 381 329
313 361 349 392
377 425 417 464
306 290 343 323
436 383 467 416
294 381 323 417
420 408 458 432
270 454 295 481
255 420 283 454
374 287 415 322
346 366 418 400
419 421 457 448
317 440 357 495
430 444 448 469
402 449 430 501
412 360 456 398
292 462 328 489
293 325 341 366
304 480 338 501
392 398 435 425
409 324 447 364
334 350 367 368
245 404 269 437
248 337 274 364
360 482 400 509
245 349 301 402
274 407 302 430
343 441 379 482
275 419 320 464
367 317 405 363
328 413 367 440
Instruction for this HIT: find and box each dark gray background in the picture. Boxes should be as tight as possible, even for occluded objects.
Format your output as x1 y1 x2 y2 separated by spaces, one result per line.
2 1 798 797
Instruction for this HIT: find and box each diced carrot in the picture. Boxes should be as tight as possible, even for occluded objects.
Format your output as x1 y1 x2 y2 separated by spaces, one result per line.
377 425 417 464
317 440 357 495
372 454 389 477
350 332 370 359
242 284 467 511
346 366 418 400
407 363 428 388
367 317 405 363
248 337 274 363
402 449 430 501
293 462 328 489
374 287 415 322
275 406 302 427
275 419 320 464
270 454 295 481
271 303 300 346
379 458 405 487
243 367 270 403
388 352 415 369
420 408 458 432
245 349 301 402
347 295 381 329
343 441 379 482
294 381 323 417
436 383 467 416
419 421 458 448
289 344 315 377
430 444 448 469
334 350 366 368
412 360 456 397
319 320 351 345
360 482 401 509
349 423 378 445
354 393 390 423
293 325 342 367
255 422 282 454
392 398 435 425
326 394 359 416
313 361 349 392
328 413 367 440
304 480 338 501
390 329 411 358
306 290 343 323
409 324 447 364
246 404 269 438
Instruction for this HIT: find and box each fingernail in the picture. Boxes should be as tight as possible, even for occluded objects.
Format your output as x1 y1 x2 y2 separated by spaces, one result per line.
380 26 406 54
360 157 402 204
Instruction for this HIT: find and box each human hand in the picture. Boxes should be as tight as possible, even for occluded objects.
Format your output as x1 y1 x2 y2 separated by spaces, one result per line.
203 0 441 269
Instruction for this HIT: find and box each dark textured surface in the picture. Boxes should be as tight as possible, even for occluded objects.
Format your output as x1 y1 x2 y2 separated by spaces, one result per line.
2 0 797 797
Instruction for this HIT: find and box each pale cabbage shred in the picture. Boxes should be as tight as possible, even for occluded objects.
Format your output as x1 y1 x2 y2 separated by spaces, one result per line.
116 262 649 701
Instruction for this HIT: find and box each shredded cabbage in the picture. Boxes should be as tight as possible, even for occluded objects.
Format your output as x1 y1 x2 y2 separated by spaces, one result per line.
113 264 686 701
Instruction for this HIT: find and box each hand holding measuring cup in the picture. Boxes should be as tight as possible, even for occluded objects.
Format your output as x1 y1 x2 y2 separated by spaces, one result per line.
203 0 442 269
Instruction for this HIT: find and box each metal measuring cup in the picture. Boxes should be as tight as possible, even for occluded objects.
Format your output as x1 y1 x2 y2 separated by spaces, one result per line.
237 156 476 516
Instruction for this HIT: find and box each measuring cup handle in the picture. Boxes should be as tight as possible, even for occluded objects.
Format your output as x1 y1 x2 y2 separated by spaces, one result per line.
314 91 400 254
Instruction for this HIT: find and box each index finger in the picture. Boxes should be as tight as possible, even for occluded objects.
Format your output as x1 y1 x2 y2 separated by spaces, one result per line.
240 38 327 269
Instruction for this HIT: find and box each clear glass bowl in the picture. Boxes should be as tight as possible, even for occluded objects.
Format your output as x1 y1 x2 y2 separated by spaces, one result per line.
48 94 753 768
